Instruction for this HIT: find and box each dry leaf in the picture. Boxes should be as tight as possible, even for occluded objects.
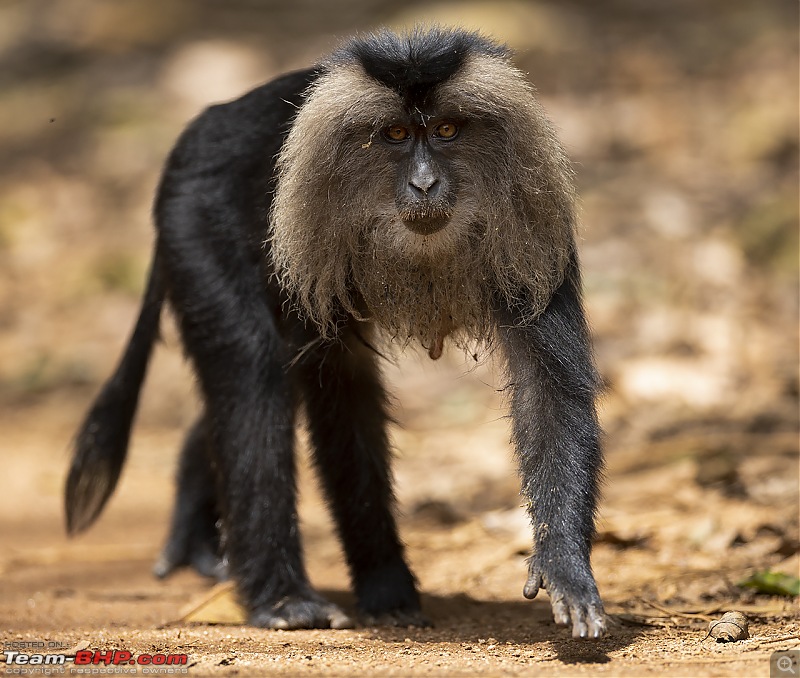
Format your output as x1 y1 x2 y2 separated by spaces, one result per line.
179 582 247 625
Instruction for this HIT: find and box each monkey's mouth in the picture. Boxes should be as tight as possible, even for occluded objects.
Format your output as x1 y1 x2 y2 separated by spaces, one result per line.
400 209 450 235
402 216 450 235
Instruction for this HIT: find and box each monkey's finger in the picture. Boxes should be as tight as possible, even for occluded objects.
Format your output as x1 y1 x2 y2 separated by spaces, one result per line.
584 605 607 639
523 569 543 599
568 603 606 639
570 608 589 639
550 596 571 626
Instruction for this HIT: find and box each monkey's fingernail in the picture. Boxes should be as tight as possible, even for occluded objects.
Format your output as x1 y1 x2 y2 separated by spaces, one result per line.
523 583 539 599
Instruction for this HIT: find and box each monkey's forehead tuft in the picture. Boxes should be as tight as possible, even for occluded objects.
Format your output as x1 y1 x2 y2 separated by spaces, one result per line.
326 26 511 105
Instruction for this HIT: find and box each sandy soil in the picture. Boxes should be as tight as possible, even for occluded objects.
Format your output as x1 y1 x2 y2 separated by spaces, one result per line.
1 352 797 676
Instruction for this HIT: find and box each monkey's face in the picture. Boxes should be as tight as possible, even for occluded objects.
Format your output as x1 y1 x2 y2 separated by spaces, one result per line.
379 119 459 236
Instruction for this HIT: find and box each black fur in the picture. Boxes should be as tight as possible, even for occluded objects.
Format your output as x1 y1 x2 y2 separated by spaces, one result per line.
66 29 606 637
494 254 605 636
331 26 509 107
152 417 224 580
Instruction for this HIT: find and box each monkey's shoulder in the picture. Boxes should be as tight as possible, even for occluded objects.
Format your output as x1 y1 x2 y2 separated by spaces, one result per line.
166 68 318 173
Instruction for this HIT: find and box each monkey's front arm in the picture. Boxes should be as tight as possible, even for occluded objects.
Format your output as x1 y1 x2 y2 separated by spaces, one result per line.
494 257 607 639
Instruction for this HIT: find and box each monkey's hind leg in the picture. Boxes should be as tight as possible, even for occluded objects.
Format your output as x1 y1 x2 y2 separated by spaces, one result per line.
158 199 352 631
294 332 427 627
153 415 227 581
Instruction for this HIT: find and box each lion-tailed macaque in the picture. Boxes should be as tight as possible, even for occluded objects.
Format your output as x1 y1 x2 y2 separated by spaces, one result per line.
66 27 607 639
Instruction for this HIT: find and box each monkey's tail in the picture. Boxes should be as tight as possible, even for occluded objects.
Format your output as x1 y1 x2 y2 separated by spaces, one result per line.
65 245 166 535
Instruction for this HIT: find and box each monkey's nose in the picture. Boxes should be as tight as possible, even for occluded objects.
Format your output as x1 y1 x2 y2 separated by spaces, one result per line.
408 176 440 198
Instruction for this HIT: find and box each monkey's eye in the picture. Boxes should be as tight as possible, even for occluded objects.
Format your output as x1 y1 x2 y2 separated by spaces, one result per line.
433 122 458 140
384 125 410 142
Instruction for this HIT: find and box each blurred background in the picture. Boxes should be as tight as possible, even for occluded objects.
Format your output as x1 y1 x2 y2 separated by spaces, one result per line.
1 0 797 640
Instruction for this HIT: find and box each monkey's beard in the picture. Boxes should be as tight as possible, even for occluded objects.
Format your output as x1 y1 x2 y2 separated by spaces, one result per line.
270 192 564 357
348 207 492 355
274 202 495 354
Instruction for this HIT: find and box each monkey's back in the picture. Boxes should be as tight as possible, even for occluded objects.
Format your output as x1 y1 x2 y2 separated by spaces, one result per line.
153 69 317 292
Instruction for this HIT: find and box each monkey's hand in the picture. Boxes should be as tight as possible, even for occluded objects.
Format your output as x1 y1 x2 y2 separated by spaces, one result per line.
524 559 607 639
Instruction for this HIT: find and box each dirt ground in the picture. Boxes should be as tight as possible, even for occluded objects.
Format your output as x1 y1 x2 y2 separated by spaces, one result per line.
1 0 798 676
2 349 798 676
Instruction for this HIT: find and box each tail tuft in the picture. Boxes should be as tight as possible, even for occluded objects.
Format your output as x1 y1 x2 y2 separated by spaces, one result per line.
66 383 138 533
65 251 165 534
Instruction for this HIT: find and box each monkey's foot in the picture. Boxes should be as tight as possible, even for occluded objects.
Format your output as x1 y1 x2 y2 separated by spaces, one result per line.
355 560 427 627
250 594 354 630
360 608 431 628
524 562 607 639
153 538 227 581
